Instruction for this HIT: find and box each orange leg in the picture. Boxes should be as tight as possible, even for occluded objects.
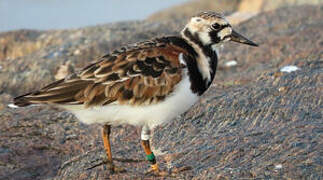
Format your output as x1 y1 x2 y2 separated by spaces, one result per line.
141 126 191 176
102 124 125 173
102 124 113 163
141 140 158 171
141 126 168 176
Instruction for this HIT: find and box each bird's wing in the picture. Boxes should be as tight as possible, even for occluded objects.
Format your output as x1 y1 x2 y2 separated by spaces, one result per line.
14 38 189 107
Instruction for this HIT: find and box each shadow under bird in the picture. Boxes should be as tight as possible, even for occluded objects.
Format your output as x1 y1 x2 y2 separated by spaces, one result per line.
14 11 258 176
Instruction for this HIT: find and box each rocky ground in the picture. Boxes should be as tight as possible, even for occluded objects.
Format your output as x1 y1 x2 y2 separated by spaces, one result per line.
0 4 322 180
147 0 322 22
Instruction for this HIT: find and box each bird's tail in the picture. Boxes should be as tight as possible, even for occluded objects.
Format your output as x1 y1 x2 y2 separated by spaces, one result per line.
13 78 89 107
13 79 65 107
13 93 34 107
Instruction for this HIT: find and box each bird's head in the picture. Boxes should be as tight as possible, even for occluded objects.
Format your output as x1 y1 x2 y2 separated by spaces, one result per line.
181 11 258 47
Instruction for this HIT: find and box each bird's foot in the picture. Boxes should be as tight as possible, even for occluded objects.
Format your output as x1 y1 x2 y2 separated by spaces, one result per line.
145 164 192 176
145 164 168 176
104 162 126 174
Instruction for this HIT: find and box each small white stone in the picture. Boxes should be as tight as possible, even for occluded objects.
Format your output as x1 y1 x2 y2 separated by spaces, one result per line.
8 104 19 108
166 161 173 170
225 60 238 67
280 65 300 73
53 52 60 57
274 164 283 169
73 49 81 55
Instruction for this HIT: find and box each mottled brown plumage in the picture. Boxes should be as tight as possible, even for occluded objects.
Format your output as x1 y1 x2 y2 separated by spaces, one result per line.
15 37 191 107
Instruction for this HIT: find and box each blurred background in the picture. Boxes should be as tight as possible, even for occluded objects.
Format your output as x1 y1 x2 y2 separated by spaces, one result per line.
2 0 321 32
0 0 190 32
0 1 322 179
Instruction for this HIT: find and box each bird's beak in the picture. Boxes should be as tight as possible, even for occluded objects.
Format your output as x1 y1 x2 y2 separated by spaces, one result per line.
230 29 258 47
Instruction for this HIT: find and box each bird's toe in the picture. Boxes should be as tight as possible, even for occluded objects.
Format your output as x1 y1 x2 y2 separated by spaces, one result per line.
104 162 127 174
145 168 169 177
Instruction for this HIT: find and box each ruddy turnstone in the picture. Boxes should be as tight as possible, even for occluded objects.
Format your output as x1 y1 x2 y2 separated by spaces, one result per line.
14 11 258 175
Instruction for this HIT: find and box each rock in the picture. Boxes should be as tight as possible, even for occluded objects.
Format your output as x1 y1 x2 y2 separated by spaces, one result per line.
227 0 322 24
237 0 264 13
0 30 42 61
280 65 300 73
149 0 322 24
0 4 322 180
0 93 11 111
54 61 75 80
261 0 322 12
0 106 99 180
147 0 240 21
226 12 258 25
0 30 68 61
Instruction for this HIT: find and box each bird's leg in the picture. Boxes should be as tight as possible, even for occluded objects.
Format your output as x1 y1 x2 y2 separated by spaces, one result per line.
141 126 168 176
102 125 112 163
102 124 125 173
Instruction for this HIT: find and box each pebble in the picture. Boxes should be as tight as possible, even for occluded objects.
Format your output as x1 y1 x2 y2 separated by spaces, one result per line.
73 49 81 55
53 52 60 57
274 164 283 170
278 87 287 92
225 60 238 67
280 65 300 73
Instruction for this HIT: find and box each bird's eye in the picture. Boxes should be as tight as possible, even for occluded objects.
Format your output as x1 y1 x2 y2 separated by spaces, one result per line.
194 18 202 22
212 23 221 30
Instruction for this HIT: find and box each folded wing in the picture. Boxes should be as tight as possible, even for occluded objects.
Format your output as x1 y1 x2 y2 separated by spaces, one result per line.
14 38 188 108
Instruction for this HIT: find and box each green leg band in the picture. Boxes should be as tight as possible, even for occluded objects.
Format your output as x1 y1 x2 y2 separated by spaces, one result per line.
146 153 155 161
146 153 156 164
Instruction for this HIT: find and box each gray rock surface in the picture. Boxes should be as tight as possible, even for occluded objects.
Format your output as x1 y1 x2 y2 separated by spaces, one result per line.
147 0 240 21
0 5 322 180
147 0 322 22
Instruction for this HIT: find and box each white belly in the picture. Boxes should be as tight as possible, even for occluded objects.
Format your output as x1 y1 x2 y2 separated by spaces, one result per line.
62 75 198 129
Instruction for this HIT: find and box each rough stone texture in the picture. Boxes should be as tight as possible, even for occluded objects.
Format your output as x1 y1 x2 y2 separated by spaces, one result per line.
148 0 240 22
147 0 322 22
0 5 322 180
227 0 323 25
260 0 323 12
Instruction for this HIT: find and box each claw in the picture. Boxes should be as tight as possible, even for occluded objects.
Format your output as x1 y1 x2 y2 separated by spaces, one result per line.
145 165 192 177
105 161 126 174
110 165 126 174
145 165 169 176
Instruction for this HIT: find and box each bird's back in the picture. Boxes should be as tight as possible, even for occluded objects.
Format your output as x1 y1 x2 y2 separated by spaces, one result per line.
14 36 194 108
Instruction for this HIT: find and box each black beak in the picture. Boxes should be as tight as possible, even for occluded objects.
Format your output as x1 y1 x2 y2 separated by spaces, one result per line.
230 29 258 47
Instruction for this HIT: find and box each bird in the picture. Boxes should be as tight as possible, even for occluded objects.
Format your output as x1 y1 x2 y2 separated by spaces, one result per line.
13 11 258 175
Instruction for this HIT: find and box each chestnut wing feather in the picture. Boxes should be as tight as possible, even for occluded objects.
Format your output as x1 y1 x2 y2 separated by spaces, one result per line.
15 39 187 107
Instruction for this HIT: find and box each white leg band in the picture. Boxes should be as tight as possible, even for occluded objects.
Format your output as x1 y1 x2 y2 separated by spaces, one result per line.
141 126 151 140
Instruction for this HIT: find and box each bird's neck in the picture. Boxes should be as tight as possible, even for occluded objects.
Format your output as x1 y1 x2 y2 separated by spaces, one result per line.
180 28 218 94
